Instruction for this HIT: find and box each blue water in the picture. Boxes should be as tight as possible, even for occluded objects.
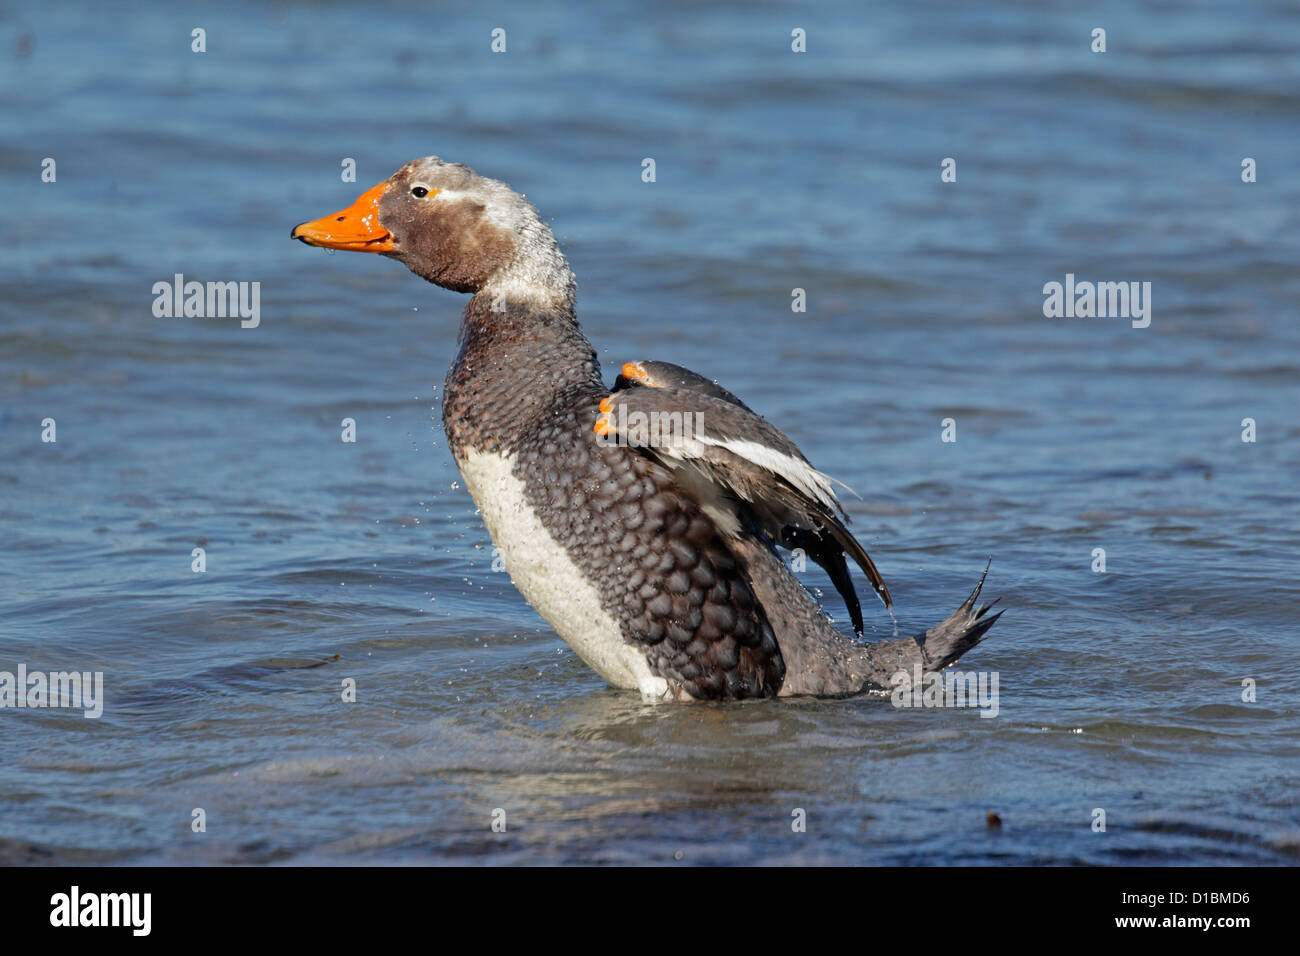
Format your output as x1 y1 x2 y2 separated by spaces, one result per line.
1 0 1297 864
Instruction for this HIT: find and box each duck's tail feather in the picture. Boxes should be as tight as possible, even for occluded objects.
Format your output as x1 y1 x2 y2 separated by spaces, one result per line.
844 559 1002 690
912 559 1002 670
735 536 1002 698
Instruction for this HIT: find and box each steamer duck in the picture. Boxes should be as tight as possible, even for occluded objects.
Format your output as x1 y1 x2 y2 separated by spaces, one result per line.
292 156 1001 701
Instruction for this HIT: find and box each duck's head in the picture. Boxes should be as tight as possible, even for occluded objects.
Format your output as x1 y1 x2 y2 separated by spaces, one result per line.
292 156 574 312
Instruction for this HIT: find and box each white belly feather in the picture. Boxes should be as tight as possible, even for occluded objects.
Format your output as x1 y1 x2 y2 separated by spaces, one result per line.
455 448 670 700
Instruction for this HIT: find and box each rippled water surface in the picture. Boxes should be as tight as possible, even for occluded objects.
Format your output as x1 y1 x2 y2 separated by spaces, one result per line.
2 0 1298 864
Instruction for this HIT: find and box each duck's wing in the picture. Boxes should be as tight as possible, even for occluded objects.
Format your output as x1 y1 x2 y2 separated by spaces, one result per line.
615 360 753 411
782 525 865 636
594 383 892 630
609 361 890 630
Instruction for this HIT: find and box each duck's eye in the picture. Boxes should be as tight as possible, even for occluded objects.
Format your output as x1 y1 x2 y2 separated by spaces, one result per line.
411 186 429 198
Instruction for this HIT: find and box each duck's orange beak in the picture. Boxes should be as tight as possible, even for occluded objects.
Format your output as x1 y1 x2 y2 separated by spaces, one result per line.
291 182 396 252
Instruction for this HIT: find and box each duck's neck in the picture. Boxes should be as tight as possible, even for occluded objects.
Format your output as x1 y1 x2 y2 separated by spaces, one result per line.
477 213 577 317
443 258 602 457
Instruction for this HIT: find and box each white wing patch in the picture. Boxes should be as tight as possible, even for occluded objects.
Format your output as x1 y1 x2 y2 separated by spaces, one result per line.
692 435 842 511
608 400 846 522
